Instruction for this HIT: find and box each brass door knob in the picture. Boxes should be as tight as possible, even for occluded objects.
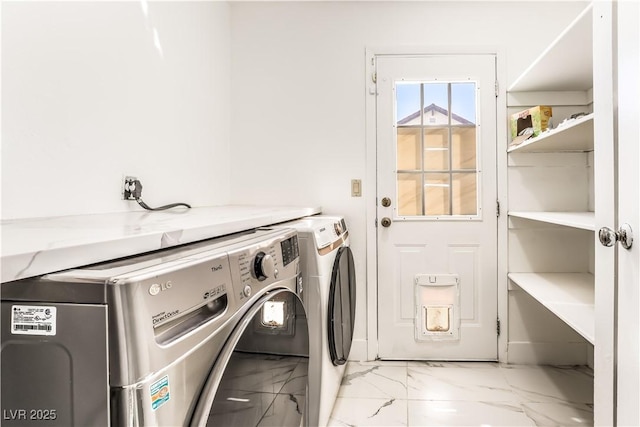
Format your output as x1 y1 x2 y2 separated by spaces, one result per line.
381 217 392 227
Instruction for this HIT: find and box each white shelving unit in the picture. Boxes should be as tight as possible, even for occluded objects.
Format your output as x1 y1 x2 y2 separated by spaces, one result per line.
508 211 595 231
505 4 622 424
508 4 593 93
506 3 618 425
509 273 594 344
506 1 597 368
507 113 594 153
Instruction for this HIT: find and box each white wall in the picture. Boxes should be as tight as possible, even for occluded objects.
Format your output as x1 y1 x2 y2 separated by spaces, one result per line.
1 1 231 219
1 0 590 360
229 1 589 360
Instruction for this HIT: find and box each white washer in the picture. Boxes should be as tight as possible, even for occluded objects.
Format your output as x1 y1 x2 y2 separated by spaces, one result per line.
271 215 356 427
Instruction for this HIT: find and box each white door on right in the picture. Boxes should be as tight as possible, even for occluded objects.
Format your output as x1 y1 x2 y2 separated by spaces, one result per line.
615 1 640 424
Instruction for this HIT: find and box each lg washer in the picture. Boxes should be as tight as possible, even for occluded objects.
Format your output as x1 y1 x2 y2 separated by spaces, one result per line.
1 227 309 427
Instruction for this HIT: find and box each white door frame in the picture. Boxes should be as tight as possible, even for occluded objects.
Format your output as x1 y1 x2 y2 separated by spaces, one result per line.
364 46 508 361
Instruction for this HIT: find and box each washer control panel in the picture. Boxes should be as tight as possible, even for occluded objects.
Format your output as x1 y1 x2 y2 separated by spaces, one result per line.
229 230 299 304
280 235 299 266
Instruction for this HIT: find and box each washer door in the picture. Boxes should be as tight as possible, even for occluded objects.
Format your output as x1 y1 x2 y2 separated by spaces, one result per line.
191 288 309 427
327 246 356 366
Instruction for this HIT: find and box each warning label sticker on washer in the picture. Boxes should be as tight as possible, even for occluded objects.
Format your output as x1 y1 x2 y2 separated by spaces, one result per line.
11 305 57 336
150 376 170 411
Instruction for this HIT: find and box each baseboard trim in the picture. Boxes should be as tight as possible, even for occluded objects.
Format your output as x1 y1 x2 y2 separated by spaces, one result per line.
507 341 589 365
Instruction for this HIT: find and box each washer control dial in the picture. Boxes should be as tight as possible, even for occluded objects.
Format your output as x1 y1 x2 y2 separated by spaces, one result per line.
243 285 252 298
253 252 275 281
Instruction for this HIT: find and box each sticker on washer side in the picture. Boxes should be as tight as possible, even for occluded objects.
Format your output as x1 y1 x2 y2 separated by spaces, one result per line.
11 305 57 336
150 376 171 410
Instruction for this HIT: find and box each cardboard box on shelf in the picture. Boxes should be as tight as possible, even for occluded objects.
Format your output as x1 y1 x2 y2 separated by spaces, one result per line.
509 106 553 146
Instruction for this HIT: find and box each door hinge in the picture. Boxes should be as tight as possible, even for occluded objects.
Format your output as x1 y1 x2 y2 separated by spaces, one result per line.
372 72 377 84
497 318 501 336
496 200 500 217
374 218 378 228
495 80 499 97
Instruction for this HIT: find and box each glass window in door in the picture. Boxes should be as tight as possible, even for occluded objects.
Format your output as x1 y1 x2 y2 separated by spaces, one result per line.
395 81 479 218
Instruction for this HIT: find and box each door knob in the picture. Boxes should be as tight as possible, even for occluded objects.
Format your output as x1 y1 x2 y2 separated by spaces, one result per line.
599 223 633 249
380 217 392 227
381 197 391 207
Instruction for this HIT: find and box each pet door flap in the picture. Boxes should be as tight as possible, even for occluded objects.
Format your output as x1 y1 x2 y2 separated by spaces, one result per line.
414 274 460 341
255 294 295 335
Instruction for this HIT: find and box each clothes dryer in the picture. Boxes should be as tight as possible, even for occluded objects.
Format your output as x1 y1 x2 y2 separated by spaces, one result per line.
1 228 309 427
270 216 356 427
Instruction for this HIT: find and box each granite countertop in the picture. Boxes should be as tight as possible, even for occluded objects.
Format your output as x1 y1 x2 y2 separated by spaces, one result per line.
1 205 321 283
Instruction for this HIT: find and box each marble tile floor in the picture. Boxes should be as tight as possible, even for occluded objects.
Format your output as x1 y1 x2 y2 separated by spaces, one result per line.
328 361 593 427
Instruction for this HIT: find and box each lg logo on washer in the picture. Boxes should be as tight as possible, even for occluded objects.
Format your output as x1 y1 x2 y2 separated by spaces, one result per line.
149 281 173 296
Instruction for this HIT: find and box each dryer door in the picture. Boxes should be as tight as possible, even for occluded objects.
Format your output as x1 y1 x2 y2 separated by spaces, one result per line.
327 246 356 366
191 288 309 427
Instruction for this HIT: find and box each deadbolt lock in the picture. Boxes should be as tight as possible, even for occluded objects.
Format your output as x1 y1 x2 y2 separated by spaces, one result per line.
381 217 392 227
381 197 391 207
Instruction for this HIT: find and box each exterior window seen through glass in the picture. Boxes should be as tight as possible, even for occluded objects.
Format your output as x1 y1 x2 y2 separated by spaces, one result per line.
396 81 479 217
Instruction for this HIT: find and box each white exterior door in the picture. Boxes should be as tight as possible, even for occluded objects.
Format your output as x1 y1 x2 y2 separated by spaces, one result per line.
615 1 640 423
376 55 498 360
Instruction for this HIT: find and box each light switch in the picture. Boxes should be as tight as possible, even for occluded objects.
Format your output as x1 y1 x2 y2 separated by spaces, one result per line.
351 179 362 197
